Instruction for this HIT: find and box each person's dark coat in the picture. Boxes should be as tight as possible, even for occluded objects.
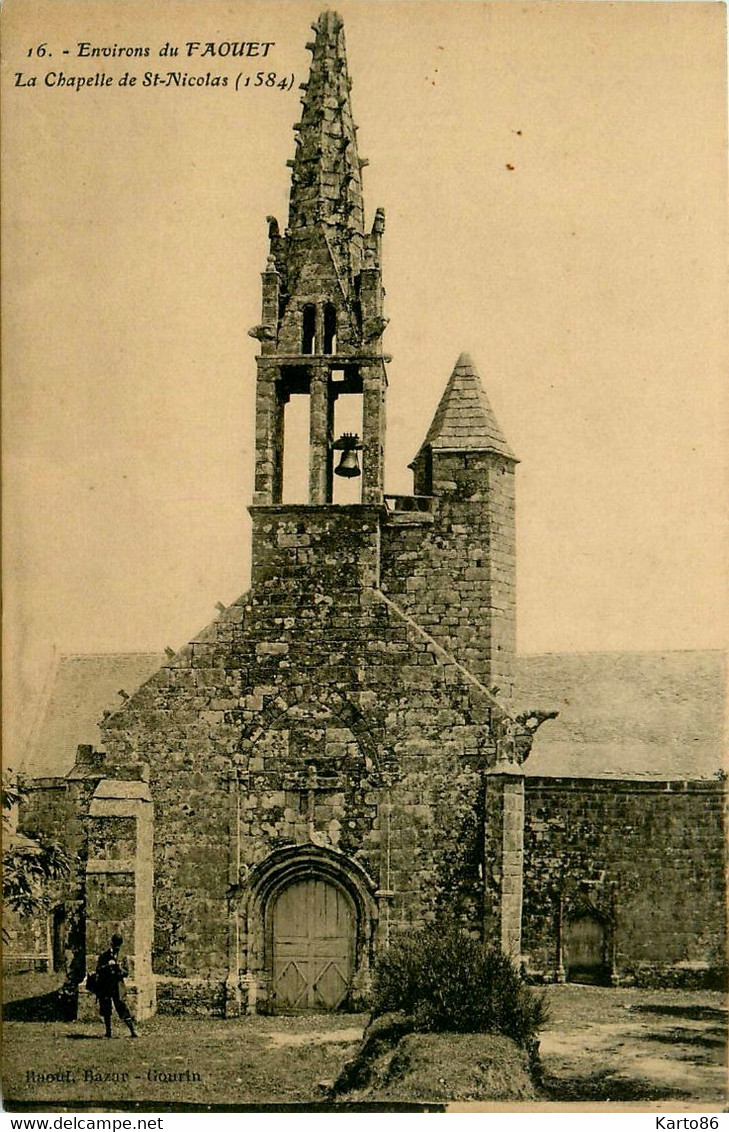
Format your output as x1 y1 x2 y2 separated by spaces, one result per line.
95 947 127 1001
94 943 136 1035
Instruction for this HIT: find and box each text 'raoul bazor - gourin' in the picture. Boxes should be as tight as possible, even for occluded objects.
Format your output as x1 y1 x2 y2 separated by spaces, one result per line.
10 11 726 1016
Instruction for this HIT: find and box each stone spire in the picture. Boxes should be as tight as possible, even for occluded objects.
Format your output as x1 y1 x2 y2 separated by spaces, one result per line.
413 352 517 464
285 10 366 294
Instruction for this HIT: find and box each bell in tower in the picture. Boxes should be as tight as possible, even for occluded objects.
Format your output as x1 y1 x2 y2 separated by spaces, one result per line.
332 432 363 479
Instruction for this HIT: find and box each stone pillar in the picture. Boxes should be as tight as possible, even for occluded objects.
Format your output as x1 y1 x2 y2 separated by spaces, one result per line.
309 362 331 504
224 772 244 1018
555 891 567 982
253 361 284 505
359 264 382 325
78 779 155 1021
259 259 280 354
361 361 386 505
485 456 517 698
483 766 525 962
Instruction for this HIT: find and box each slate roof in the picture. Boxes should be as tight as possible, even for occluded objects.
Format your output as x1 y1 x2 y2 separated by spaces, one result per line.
19 652 724 783
21 648 725 783
22 652 164 778
518 649 726 781
412 352 517 464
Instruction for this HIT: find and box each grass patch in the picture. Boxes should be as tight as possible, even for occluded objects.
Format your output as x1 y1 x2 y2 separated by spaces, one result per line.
3 978 727 1109
537 985 727 1106
2 1014 366 1108
630 1004 728 1023
341 1031 538 1103
540 1068 691 1103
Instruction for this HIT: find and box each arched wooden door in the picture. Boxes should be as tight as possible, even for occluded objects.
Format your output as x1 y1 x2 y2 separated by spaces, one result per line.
271 878 354 1011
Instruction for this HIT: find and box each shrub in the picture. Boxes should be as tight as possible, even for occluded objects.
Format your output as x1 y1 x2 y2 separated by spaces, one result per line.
371 921 548 1051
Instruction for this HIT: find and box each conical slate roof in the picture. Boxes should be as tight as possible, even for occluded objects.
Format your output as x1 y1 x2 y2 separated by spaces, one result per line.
287 10 365 287
413 353 516 462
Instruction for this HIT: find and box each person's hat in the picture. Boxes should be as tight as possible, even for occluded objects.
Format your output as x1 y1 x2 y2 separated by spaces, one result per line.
111 933 123 947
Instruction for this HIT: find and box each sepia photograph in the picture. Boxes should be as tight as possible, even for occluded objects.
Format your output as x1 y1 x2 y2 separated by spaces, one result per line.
2 0 727 1115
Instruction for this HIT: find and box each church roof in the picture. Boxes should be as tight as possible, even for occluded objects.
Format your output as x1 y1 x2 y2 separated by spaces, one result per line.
19 647 725 782
21 651 164 778
519 649 726 781
412 352 517 464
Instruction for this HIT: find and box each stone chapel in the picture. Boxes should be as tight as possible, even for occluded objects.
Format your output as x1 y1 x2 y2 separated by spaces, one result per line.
9 11 726 1018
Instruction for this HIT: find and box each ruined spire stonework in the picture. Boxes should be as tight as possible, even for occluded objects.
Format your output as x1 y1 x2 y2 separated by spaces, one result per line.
287 10 365 291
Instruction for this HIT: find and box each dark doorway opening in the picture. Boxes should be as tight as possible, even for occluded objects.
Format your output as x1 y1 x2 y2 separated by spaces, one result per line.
564 910 610 986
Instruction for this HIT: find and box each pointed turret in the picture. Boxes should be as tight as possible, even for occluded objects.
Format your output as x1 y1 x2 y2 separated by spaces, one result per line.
413 352 516 466
392 352 517 695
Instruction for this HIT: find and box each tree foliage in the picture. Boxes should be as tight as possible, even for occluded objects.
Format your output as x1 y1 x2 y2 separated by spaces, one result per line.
2 773 73 936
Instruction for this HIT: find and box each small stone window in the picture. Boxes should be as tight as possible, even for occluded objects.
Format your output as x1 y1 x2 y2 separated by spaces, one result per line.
323 304 337 354
302 304 316 354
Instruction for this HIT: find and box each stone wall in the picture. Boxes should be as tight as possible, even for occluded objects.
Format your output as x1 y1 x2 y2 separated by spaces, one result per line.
3 908 52 973
383 451 516 696
10 778 93 980
522 777 727 984
18 779 75 846
103 655 492 986
156 978 227 1017
100 504 496 1003
250 503 381 593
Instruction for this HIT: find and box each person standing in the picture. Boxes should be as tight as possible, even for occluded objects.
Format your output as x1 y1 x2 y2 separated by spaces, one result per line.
95 933 138 1038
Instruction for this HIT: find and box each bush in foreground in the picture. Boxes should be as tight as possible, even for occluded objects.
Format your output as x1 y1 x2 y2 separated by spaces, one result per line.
371 921 548 1051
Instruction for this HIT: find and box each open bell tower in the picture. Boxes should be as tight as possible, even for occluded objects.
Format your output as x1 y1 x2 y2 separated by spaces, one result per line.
249 10 388 508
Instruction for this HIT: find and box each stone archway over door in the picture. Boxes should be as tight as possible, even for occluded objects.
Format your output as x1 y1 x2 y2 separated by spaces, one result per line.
271 878 354 1010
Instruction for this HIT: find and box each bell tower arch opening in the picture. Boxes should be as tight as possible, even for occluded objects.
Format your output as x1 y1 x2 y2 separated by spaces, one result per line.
280 392 311 504
301 304 317 355
331 369 363 504
323 303 337 355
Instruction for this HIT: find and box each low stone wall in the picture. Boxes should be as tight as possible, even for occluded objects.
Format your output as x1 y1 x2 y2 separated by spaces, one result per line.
155 978 227 1017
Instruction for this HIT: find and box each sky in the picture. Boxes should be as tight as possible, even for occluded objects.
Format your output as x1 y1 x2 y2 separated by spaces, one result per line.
3 0 728 766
